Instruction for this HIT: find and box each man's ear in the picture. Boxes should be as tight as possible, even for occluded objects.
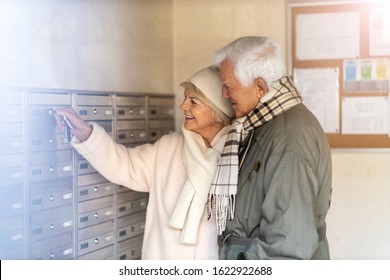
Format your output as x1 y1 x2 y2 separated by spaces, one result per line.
255 78 268 98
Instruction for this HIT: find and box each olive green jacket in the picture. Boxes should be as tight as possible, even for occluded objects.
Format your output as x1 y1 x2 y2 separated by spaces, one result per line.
218 104 332 260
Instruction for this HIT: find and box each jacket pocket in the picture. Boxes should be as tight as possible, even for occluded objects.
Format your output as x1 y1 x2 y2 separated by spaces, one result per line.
241 164 263 220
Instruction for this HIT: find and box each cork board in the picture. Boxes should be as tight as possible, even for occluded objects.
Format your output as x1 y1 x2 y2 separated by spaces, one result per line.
288 1 390 148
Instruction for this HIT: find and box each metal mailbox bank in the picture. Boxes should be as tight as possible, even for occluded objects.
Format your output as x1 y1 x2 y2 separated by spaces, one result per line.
0 88 175 260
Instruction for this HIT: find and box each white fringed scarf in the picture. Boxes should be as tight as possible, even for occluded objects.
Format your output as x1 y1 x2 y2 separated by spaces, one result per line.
169 125 230 244
207 76 303 235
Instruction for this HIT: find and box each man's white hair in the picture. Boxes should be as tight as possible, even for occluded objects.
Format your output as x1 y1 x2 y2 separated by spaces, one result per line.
214 36 286 89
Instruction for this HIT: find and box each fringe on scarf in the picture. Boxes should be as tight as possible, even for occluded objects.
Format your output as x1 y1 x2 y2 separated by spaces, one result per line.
207 193 235 235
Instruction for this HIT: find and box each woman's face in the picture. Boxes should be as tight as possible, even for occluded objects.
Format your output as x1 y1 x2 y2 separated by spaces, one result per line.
180 89 224 144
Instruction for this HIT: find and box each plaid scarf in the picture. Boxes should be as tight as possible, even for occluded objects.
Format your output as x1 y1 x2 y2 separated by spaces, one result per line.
207 76 302 235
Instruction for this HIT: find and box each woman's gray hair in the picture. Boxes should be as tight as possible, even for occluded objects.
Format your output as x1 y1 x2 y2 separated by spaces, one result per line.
180 80 233 126
213 36 286 89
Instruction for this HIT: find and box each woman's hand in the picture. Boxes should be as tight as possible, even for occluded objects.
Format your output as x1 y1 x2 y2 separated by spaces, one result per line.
54 107 93 142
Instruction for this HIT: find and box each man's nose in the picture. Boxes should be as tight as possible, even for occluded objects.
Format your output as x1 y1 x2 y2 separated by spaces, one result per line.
222 86 230 98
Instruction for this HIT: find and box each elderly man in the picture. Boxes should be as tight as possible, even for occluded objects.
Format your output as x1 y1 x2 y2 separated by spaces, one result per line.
207 36 332 260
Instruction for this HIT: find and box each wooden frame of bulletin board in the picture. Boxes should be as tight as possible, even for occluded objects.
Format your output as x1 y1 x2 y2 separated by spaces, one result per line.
288 1 390 148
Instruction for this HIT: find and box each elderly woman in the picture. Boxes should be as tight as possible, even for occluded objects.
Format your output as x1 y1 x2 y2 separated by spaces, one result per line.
55 66 234 259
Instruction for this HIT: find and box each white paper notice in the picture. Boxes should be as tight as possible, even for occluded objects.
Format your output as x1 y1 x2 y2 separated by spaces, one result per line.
370 9 390 56
296 12 360 60
342 96 389 134
294 68 339 133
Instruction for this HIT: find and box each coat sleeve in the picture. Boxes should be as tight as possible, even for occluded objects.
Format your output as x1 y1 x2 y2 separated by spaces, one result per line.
71 122 162 192
245 152 320 259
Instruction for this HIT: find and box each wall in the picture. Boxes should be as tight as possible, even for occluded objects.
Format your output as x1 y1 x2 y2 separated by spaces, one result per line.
173 0 287 129
0 0 173 93
329 150 390 259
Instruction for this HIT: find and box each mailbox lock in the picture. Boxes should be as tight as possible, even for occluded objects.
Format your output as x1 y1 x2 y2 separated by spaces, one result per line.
94 212 99 219
49 195 54 201
50 253 55 259
93 108 98 115
94 238 99 244
49 224 54 230
94 186 98 192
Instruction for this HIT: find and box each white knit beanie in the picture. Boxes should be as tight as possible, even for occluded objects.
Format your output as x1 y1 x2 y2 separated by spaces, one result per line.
189 66 234 117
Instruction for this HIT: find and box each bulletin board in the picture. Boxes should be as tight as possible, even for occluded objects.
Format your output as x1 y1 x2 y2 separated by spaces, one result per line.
288 1 390 148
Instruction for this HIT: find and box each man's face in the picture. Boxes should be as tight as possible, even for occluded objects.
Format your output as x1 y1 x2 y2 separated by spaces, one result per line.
220 59 261 118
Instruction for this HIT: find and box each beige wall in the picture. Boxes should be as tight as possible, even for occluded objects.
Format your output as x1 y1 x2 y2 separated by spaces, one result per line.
1 0 390 260
0 0 173 93
329 150 390 259
173 0 287 128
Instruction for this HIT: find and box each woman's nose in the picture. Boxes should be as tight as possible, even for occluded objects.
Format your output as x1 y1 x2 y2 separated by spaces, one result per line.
180 99 187 111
